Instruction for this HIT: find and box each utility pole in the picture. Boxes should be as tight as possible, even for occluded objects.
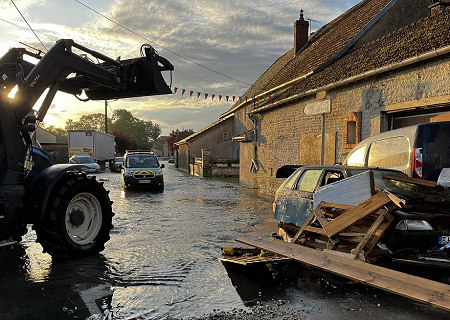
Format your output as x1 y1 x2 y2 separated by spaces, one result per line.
104 100 108 134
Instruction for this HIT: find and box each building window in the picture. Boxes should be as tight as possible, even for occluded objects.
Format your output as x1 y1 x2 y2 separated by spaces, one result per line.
347 121 357 144
223 132 229 140
343 112 362 149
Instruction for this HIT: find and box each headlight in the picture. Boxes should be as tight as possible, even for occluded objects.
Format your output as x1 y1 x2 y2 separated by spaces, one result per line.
124 170 132 177
155 169 163 176
395 220 434 231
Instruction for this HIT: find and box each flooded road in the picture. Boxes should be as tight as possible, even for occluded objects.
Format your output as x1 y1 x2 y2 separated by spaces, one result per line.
0 163 448 319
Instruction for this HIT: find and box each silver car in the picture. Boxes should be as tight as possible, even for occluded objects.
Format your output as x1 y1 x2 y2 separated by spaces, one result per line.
69 154 101 173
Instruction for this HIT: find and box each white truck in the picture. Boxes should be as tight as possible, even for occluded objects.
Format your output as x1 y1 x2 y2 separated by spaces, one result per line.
68 130 115 170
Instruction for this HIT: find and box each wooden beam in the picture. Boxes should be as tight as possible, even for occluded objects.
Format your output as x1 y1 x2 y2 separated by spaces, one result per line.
322 192 391 237
351 208 388 259
383 174 437 188
236 236 450 312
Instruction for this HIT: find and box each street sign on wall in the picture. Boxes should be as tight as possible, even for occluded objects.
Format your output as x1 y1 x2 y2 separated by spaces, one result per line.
304 99 331 116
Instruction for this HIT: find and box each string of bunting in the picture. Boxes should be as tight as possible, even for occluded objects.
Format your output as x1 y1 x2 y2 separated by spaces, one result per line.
173 87 277 104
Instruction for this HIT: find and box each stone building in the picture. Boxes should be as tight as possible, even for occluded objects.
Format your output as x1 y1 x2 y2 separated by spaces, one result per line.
175 114 237 173
219 0 450 194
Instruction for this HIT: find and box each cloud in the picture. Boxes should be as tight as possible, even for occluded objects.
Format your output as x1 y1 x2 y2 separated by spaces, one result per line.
0 0 360 136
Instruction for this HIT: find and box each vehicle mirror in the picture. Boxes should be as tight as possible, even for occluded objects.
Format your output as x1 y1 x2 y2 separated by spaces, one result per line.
160 164 165 169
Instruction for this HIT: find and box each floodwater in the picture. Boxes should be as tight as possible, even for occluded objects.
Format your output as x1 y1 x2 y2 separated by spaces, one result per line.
0 163 448 319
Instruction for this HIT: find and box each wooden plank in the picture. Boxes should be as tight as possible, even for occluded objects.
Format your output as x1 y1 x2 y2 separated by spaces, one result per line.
351 208 388 259
317 202 355 211
292 208 317 243
322 192 391 237
383 174 437 188
218 255 291 266
314 208 329 227
303 225 326 235
236 236 450 312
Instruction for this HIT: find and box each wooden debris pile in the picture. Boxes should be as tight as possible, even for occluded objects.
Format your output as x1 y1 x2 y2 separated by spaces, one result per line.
291 190 402 262
219 246 291 266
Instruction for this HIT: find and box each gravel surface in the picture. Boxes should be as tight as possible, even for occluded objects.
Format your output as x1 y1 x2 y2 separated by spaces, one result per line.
166 303 313 320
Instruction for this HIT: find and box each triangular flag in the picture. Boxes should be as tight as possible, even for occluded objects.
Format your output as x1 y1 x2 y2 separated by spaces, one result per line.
245 96 248 102
257 96 260 101
190 91 194 97
233 96 236 102
174 87 178 93
268 95 272 100
212 94 215 101
197 92 201 98
205 93 208 100
181 89 186 96
226 96 229 102
219 95 222 101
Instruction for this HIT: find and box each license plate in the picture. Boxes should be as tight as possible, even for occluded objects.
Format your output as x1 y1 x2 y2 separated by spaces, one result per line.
138 180 151 184
439 236 450 245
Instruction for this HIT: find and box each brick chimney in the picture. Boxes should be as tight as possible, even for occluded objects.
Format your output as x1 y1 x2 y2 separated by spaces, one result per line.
294 9 309 54
429 0 450 16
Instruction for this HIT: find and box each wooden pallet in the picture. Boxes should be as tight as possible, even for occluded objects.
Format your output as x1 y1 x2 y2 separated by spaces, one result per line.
291 191 397 261
218 255 291 266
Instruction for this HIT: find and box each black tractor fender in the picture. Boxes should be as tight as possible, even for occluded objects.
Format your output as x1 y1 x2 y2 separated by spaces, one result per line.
25 164 84 223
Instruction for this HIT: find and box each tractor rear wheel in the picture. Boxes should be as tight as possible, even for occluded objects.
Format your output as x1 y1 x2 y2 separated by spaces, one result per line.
34 171 114 259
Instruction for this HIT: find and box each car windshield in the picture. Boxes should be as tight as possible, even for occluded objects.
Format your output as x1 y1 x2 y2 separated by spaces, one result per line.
349 169 414 197
115 157 123 162
78 156 95 164
126 155 159 168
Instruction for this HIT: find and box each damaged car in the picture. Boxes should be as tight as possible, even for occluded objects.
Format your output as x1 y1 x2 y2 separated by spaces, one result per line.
274 165 450 267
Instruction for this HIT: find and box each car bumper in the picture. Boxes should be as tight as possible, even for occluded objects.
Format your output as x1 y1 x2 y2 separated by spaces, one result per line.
123 175 164 188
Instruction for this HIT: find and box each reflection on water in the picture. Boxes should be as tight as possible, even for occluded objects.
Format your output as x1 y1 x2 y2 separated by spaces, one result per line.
0 164 277 319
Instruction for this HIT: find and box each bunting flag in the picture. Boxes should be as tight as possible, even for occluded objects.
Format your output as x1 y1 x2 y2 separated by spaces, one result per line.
171 87 270 105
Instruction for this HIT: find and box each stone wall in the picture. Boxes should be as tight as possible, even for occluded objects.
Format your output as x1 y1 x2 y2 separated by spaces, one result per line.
177 144 190 173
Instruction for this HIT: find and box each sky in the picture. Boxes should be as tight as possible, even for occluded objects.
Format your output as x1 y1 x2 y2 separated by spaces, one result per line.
0 0 361 136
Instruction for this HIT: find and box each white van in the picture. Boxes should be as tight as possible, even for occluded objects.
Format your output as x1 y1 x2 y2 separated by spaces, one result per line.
344 121 450 180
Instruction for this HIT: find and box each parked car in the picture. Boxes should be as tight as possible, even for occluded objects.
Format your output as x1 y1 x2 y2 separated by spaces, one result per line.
121 150 165 189
344 121 450 181
69 154 101 173
274 165 450 265
110 156 123 172
168 156 175 163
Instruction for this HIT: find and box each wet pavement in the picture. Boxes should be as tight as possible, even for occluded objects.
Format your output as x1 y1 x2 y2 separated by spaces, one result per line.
0 162 449 319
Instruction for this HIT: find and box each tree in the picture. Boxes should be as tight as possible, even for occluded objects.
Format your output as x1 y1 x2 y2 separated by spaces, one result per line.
112 130 137 155
166 129 194 152
40 124 67 138
64 113 112 132
111 109 161 149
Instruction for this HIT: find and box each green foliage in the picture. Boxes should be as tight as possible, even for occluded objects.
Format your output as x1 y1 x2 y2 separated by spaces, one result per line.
60 109 161 149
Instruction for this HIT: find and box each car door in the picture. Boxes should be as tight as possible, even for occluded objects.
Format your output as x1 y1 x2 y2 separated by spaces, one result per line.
274 168 324 227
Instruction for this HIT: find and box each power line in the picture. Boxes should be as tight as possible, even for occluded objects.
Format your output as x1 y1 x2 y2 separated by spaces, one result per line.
73 0 252 87
10 0 47 51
